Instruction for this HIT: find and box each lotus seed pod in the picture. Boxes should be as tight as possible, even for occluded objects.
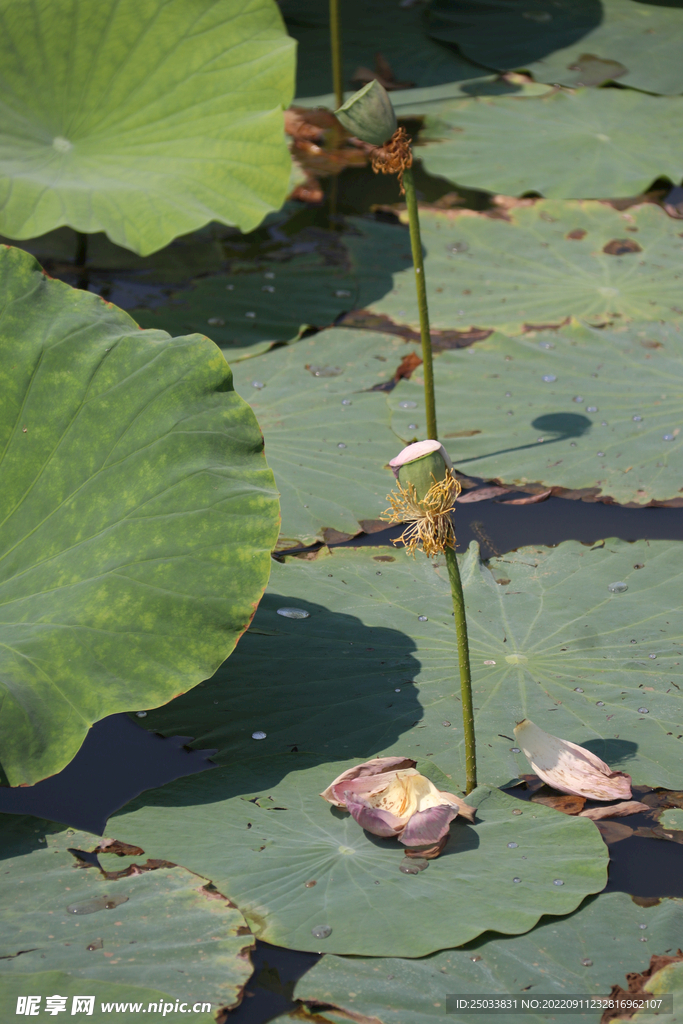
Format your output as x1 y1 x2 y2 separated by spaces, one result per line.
389 440 453 501
334 80 397 147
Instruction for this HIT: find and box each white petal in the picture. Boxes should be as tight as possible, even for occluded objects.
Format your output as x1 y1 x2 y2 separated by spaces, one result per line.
514 719 632 801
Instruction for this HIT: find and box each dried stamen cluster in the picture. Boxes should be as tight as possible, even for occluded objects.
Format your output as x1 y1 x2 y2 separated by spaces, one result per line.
371 126 413 194
383 469 461 556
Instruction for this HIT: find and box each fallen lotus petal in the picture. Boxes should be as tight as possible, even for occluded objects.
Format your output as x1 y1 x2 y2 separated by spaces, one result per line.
514 719 632 801
579 800 651 820
399 804 459 847
321 758 474 851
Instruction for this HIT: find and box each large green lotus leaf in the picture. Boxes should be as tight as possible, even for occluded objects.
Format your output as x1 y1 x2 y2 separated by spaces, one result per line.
133 257 363 364
291 892 683 1024
0 246 279 787
0 816 252 1014
229 327 417 546
0 973 215 1024
0 0 295 255
416 89 683 199
133 543 683 791
281 0 489 101
428 0 683 96
346 203 683 335
111 763 606 956
390 320 683 505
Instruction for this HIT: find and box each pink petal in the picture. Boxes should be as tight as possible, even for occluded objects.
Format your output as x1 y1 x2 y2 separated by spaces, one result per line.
389 440 453 478
320 757 416 807
346 796 404 837
399 804 459 847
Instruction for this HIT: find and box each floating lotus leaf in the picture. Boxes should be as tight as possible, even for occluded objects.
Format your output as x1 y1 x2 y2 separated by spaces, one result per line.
134 540 683 801
229 327 412 545
659 809 683 832
391 320 683 505
291 892 683 1024
281 0 488 101
415 90 683 199
0 0 295 255
133 257 363 364
0 246 279 786
346 203 683 335
428 0 683 96
111 763 606 956
0 816 252 1015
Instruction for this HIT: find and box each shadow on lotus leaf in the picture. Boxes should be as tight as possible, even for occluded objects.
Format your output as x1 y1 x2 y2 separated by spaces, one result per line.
454 412 592 466
580 737 639 766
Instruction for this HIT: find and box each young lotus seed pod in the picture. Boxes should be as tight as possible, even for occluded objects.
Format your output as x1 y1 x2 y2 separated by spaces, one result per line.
334 79 397 147
389 439 453 501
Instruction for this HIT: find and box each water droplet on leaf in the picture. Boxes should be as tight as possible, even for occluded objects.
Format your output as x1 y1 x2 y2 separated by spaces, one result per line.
251 731 267 740
277 607 310 619
66 896 128 915
311 925 332 939
608 581 628 593
400 857 428 874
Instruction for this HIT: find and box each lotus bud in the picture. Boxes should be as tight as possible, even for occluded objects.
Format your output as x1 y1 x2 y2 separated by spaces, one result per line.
334 80 397 147
514 719 632 801
389 439 454 501
321 757 475 855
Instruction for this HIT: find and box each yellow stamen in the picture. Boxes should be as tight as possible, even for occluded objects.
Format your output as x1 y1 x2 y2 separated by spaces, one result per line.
382 469 461 556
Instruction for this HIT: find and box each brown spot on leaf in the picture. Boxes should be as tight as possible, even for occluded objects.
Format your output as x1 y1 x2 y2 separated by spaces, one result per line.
97 840 145 858
322 527 355 545
567 229 587 240
359 519 388 534
601 950 683 1023
531 794 586 815
603 238 643 255
373 555 395 562
641 339 663 349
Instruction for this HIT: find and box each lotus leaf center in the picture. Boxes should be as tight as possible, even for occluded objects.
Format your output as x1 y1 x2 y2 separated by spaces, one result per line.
505 654 528 665
52 136 73 153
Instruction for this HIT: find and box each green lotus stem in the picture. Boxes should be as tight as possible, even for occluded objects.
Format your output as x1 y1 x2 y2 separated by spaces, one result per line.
445 545 477 793
402 165 437 440
329 0 343 110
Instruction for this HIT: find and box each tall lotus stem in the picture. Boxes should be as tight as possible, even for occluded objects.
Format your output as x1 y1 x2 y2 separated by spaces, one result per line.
445 545 476 792
335 81 437 439
402 165 437 440
384 441 477 793
329 0 344 111
327 0 344 224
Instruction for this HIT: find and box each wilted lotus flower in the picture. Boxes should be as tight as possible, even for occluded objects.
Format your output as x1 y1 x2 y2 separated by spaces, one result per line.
514 720 632 801
321 757 475 855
